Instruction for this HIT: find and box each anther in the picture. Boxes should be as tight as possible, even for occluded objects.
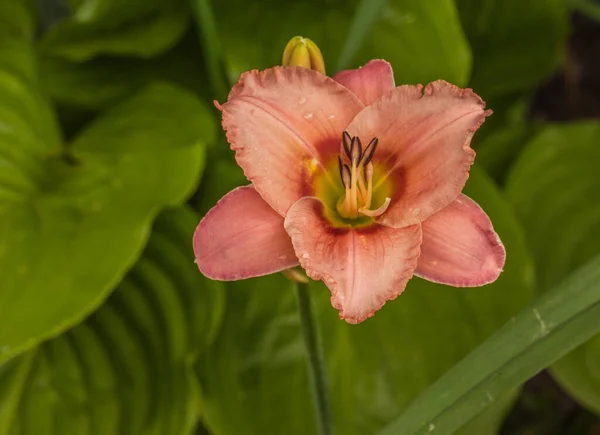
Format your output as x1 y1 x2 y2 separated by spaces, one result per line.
342 131 352 160
338 157 351 188
350 137 362 164
361 138 378 166
337 132 388 220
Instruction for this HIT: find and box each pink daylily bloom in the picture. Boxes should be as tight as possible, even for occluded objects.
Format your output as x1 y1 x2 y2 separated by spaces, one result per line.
194 60 506 324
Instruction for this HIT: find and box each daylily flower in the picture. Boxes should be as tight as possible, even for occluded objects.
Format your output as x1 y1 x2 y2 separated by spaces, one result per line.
194 59 506 324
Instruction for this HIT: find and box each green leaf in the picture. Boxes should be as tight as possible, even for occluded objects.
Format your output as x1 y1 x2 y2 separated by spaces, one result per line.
569 0 600 23
456 0 567 97
475 120 536 185
199 168 533 435
0 1 34 39
506 122 600 414
39 0 190 61
191 0 230 101
215 0 471 86
0 40 215 362
0 207 225 435
336 0 389 71
377 253 600 435
196 152 247 215
39 33 211 111
354 0 472 86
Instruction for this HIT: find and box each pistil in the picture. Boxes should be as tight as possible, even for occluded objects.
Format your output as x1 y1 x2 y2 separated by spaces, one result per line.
336 132 390 220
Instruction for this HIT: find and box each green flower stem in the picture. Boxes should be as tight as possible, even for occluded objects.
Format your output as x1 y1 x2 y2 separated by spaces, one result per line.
295 282 333 435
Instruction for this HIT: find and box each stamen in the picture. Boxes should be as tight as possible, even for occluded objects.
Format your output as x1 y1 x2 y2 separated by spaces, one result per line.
357 169 368 203
342 131 352 160
338 158 351 188
350 137 362 164
359 197 391 217
361 138 378 166
350 155 358 216
364 163 373 209
337 132 388 220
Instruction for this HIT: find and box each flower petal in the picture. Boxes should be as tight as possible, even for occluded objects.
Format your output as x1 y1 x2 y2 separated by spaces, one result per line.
415 194 505 286
218 66 364 216
284 197 422 323
193 185 298 280
333 60 395 106
346 80 491 228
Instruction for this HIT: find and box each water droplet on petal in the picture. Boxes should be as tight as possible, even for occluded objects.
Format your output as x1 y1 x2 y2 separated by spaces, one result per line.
304 112 313 120
298 97 307 105
302 253 309 259
278 254 287 260
327 114 335 119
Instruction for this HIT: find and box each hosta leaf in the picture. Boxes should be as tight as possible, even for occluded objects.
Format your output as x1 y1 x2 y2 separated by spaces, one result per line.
39 0 190 60
214 0 471 86
39 34 210 110
456 0 567 97
0 0 34 40
353 0 471 86
506 121 600 414
475 123 536 185
199 167 534 435
0 207 225 435
0 38 215 362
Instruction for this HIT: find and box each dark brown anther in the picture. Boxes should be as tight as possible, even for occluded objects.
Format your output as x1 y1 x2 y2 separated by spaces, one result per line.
339 160 351 188
361 137 378 166
350 137 362 164
342 131 352 160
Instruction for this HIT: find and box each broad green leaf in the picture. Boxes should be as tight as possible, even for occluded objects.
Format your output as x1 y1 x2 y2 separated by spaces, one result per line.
0 1 34 39
354 0 471 86
506 122 600 414
456 0 567 97
377 254 600 435
199 167 534 435
215 0 471 86
475 124 535 185
0 207 225 435
39 34 211 110
39 0 190 61
0 40 215 362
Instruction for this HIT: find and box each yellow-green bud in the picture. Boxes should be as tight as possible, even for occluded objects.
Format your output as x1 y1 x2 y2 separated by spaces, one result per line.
282 36 326 75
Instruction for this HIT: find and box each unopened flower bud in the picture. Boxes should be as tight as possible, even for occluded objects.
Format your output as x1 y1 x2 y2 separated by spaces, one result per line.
282 36 326 75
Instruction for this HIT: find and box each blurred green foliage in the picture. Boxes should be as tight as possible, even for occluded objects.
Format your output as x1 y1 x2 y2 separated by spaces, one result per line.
1 0 600 434
507 123 600 415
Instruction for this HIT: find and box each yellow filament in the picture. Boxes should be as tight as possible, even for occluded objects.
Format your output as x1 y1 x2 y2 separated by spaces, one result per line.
357 166 368 205
359 197 391 217
350 159 358 218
